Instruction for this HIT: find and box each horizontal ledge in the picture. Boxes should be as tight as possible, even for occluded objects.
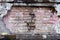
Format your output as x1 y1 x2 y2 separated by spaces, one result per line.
12 3 55 7
0 2 60 4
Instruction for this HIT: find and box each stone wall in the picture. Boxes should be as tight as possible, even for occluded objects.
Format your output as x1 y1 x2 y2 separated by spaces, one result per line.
3 7 58 34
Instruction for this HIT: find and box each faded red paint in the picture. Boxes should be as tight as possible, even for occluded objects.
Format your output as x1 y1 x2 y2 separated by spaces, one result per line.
3 7 58 34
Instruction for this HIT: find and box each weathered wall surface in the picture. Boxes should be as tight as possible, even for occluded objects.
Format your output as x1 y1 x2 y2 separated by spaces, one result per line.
3 7 58 34
0 0 59 2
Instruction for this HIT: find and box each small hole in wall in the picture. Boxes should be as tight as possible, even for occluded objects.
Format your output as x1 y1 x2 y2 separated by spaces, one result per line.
58 15 60 18
0 14 1 15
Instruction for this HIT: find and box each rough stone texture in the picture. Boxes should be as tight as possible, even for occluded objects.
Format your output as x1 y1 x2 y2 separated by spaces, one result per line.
33 8 58 34
3 7 58 34
0 3 12 34
4 7 29 34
